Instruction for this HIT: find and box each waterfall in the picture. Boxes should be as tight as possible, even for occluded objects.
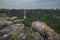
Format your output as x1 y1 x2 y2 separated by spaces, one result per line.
24 9 26 19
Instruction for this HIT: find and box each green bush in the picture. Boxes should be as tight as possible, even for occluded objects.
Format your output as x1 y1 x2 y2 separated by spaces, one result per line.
0 23 10 30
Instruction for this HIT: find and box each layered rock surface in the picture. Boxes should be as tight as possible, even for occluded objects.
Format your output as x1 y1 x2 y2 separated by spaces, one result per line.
0 18 60 40
0 24 24 40
32 21 60 40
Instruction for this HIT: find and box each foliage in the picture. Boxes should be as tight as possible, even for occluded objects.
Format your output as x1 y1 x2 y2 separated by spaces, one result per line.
0 9 60 34
0 23 10 30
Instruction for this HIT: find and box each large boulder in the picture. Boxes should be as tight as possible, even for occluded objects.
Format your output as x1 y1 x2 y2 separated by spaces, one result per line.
0 17 13 26
13 19 24 24
32 21 60 40
6 17 17 21
0 23 24 40
8 24 24 34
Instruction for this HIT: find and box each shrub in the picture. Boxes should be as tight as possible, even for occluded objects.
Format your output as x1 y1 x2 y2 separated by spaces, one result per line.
0 23 10 30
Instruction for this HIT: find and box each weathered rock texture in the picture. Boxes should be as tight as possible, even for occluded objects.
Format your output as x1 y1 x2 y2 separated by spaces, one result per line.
32 21 60 40
0 20 60 40
0 24 24 40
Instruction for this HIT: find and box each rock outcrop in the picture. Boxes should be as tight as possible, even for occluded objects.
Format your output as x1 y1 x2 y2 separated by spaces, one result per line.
32 21 60 40
0 18 60 40
13 19 24 24
0 23 24 40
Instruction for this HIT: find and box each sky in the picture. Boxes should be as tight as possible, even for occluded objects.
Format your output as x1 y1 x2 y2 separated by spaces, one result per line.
0 0 60 9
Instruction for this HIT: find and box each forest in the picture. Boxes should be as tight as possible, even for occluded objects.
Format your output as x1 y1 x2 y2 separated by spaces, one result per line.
0 8 60 34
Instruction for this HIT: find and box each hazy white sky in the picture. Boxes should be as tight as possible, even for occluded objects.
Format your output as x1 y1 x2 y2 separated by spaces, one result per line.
0 0 60 9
